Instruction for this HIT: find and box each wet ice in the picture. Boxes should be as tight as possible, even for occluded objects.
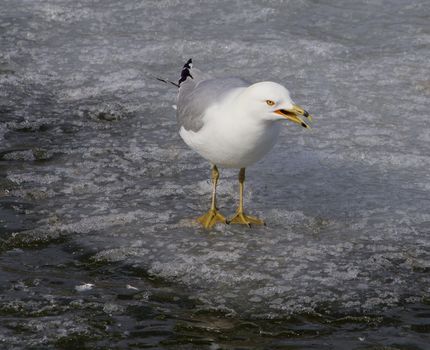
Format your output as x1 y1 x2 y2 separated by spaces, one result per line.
1 0 430 321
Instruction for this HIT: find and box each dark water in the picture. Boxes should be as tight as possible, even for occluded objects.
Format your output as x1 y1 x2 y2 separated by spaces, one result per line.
1 244 430 349
1 0 430 348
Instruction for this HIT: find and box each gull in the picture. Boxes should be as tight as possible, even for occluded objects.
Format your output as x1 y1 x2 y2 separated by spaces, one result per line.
175 59 312 229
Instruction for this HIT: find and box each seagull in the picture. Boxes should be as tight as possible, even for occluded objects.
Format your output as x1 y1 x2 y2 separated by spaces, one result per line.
175 59 312 229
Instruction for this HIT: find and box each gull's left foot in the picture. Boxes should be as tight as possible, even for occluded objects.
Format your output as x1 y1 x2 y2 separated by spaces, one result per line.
228 211 265 227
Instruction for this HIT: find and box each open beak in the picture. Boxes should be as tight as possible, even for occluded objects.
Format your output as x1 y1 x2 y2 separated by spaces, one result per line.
274 104 312 128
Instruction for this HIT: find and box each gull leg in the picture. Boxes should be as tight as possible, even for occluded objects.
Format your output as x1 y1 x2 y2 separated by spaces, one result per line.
197 165 227 229
229 168 265 227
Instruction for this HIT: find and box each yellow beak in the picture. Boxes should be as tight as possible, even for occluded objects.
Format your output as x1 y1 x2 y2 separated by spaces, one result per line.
274 104 312 128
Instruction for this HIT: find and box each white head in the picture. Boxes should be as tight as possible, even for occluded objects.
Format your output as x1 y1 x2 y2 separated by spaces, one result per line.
238 81 311 128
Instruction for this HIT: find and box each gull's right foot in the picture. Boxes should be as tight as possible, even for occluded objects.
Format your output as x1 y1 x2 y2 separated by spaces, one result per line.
197 209 227 229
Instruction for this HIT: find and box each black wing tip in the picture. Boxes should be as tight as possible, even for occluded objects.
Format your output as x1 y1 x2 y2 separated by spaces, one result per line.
155 77 179 87
178 58 193 86
184 58 192 68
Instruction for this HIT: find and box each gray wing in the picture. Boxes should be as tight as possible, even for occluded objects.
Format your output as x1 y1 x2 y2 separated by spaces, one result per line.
177 70 249 132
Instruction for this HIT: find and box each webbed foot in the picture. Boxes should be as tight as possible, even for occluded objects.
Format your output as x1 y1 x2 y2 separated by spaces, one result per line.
197 208 227 229
228 211 265 227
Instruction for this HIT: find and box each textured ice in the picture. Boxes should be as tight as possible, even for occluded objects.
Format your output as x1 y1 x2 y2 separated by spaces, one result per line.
75 283 95 292
1 0 430 319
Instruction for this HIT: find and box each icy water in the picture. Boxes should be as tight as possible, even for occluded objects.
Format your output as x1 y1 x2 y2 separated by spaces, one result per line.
1 0 430 348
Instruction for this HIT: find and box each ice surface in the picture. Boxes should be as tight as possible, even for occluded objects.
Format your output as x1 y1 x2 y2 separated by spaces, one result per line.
1 0 430 319
75 283 95 292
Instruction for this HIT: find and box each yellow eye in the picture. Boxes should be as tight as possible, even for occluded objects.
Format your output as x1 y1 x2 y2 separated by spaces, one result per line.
266 100 275 106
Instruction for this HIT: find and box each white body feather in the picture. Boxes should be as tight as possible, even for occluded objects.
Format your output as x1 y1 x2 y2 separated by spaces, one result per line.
179 87 282 168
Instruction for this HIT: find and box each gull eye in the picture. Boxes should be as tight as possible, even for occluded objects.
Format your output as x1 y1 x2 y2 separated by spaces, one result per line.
266 100 275 106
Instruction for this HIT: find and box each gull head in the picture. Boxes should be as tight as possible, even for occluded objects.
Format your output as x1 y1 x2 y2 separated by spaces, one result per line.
238 81 311 128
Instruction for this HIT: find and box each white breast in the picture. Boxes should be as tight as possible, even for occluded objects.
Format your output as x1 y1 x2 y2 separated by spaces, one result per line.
179 112 281 168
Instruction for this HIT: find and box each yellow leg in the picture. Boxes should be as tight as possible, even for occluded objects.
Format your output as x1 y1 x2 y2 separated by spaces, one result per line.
229 168 265 227
197 165 227 229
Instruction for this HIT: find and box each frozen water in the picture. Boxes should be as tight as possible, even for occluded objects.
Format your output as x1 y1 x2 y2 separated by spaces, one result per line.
1 0 430 343
75 283 95 292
